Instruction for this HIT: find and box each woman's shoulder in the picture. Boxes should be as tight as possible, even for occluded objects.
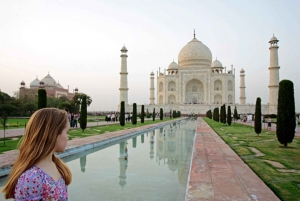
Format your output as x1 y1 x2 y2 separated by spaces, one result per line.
18 166 44 184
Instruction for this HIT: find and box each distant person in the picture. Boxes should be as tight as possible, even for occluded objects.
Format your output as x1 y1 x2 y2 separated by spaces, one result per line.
267 117 272 130
2 108 72 200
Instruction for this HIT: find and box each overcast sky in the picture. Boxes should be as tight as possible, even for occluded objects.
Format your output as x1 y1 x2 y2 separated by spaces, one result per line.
0 0 299 111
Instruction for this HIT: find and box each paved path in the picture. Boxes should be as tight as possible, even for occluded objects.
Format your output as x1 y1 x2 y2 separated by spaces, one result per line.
185 118 280 201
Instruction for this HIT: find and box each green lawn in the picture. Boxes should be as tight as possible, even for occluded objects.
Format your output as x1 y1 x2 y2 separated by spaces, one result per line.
203 117 300 201
0 118 29 130
0 117 176 153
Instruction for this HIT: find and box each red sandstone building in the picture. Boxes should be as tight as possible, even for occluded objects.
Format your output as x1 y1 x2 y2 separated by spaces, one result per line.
19 73 78 100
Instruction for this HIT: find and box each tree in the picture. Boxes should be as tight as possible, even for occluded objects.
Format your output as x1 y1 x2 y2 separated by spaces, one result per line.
141 105 145 123
0 112 8 146
173 110 176 118
216 107 219 122
24 103 36 115
152 108 155 121
220 105 224 123
222 104 227 125
132 103 137 124
80 95 87 132
227 106 232 126
177 111 180 117
38 89 47 109
72 93 93 113
233 106 238 121
277 80 295 147
0 103 17 116
206 110 212 119
170 110 172 119
119 101 125 126
254 97 262 136
160 108 163 120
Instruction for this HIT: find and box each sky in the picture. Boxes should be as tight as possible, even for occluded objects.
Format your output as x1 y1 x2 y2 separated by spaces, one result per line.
0 0 300 111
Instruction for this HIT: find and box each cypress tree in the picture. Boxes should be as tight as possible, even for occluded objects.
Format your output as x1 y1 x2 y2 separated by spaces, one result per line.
277 80 295 147
173 110 176 118
216 107 219 122
160 108 163 120
80 95 87 132
221 104 225 124
152 108 155 121
177 111 180 117
170 110 172 119
119 101 125 126
38 89 47 109
254 97 262 136
227 106 232 126
220 106 224 123
132 103 137 124
233 106 238 121
141 105 145 123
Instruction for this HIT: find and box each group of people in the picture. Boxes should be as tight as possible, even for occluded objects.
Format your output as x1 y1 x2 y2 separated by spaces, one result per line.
68 112 80 128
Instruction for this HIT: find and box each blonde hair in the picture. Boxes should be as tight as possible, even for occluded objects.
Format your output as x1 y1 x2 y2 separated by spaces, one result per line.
2 108 72 199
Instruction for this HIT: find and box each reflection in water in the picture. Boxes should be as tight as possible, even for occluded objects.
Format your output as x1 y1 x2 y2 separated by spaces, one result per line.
80 155 86 172
132 137 137 148
141 134 144 143
119 141 128 189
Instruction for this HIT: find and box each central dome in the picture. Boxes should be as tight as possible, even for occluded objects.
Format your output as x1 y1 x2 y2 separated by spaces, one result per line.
41 73 57 87
178 38 212 67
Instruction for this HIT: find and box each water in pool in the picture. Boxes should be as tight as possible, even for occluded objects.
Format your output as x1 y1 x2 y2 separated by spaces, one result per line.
0 119 196 201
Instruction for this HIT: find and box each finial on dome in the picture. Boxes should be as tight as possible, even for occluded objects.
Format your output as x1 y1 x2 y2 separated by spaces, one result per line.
194 29 196 39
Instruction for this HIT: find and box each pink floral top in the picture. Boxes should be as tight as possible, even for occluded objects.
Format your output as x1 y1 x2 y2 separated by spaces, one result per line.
14 166 68 201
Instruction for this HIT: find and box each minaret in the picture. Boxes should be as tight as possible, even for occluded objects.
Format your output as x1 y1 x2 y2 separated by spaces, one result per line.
118 141 128 189
268 35 280 114
119 45 129 105
150 72 155 104
239 69 246 104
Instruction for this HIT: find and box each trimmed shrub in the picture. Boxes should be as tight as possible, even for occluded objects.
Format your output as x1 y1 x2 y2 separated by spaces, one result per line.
254 97 262 136
233 106 238 120
119 101 125 126
132 103 137 124
227 106 232 126
277 80 295 147
173 110 176 118
152 108 155 121
38 89 47 109
80 95 87 132
141 105 145 123
160 108 163 120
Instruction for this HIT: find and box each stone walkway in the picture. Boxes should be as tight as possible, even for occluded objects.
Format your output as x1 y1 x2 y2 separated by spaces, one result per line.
185 118 280 201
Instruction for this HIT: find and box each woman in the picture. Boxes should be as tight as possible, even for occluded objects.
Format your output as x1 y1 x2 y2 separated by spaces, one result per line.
2 108 72 200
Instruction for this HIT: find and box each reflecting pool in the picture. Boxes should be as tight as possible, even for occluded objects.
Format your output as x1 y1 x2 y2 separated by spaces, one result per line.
0 119 196 201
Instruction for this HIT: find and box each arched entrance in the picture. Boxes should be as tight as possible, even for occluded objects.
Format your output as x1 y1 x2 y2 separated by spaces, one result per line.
185 79 203 104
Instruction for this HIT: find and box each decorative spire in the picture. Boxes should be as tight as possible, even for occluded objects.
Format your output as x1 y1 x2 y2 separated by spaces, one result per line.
194 29 196 39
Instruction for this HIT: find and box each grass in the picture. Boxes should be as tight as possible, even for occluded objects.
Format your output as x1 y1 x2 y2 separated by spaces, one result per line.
68 118 173 140
0 137 22 154
0 118 29 130
0 118 176 153
203 117 300 201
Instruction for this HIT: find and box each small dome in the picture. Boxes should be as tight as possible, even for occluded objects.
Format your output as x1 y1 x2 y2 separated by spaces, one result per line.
178 37 212 67
41 73 57 87
168 61 178 70
20 81 25 85
56 82 63 89
121 45 128 52
269 35 279 44
30 78 40 88
75 87 78 91
150 72 154 76
211 59 223 68
240 68 245 73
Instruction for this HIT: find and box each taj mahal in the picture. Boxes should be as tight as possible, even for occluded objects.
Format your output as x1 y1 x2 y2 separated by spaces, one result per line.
119 32 280 115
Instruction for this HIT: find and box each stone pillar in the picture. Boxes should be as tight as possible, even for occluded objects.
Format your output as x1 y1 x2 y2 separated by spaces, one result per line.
119 46 129 105
150 72 155 104
268 35 280 114
239 69 246 104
